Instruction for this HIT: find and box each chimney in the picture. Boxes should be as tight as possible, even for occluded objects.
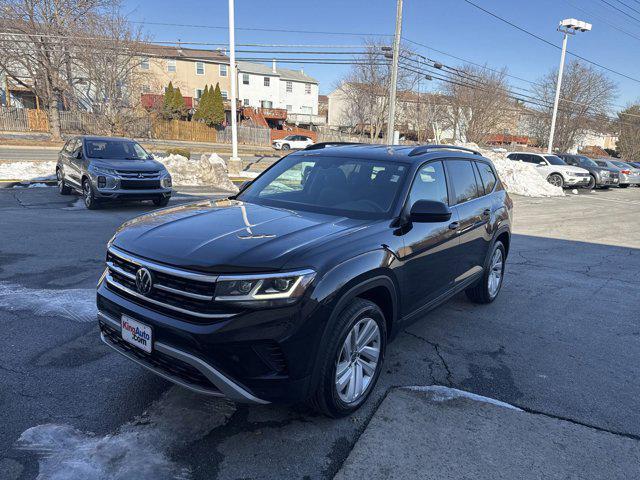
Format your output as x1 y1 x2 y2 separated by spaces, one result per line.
272 59 277 73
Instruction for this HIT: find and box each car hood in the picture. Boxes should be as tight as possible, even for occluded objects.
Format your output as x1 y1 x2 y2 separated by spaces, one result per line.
90 158 165 172
111 199 369 273
557 165 590 174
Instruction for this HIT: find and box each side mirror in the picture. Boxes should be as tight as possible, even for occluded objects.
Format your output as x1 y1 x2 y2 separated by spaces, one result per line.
75 150 83 159
539 161 546 166
410 200 452 223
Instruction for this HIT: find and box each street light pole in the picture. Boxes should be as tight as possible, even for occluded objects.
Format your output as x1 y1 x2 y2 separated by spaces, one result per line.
228 0 241 173
386 0 403 144
547 18 591 154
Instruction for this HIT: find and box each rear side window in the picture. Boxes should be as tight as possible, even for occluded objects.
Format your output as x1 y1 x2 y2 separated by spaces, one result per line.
475 161 497 193
408 161 449 206
447 160 480 205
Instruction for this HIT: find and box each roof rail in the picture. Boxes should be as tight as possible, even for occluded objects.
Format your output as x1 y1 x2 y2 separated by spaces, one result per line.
304 142 363 151
408 144 481 157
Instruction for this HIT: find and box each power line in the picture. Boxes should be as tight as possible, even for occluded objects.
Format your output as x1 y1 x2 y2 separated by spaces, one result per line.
563 0 640 43
598 0 640 23
460 0 640 84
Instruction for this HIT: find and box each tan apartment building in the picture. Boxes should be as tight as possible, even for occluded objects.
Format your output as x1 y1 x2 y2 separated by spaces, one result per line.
137 45 232 105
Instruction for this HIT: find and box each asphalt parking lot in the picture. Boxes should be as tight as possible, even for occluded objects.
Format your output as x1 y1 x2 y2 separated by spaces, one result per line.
1 185 639 479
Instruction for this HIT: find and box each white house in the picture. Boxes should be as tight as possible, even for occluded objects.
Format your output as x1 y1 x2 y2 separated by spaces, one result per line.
237 60 319 121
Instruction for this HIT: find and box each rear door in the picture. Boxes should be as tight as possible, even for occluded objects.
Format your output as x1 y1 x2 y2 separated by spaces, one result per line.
68 138 84 185
397 160 460 317
444 159 491 283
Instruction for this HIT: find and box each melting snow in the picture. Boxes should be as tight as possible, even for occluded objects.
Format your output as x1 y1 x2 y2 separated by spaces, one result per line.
155 153 238 192
0 161 56 181
406 385 523 411
17 387 236 480
0 281 96 322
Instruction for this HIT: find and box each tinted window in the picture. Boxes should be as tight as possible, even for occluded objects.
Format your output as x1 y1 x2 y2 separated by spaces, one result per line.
447 160 480 204
85 139 148 160
476 161 497 193
408 161 448 206
595 160 607 167
544 155 566 165
239 155 407 219
577 156 597 167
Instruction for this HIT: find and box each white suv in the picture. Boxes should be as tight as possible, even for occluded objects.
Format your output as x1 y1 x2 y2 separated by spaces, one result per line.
273 135 314 151
507 152 590 188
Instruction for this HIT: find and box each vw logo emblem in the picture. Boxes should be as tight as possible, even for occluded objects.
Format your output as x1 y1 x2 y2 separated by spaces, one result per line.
135 267 153 295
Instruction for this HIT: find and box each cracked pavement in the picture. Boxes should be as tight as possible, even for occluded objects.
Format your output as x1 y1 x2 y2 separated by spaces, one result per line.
1 185 639 479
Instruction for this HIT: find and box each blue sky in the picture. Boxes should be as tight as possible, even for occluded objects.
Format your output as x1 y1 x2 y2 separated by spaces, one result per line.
124 0 640 109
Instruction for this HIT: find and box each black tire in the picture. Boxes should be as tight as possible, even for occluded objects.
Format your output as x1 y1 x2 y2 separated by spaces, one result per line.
82 178 100 210
465 241 506 304
619 184 629 188
281 144 291 151
153 196 170 207
547 173 564 188
309 298 387 417
57 168 72 195
585 175 596 190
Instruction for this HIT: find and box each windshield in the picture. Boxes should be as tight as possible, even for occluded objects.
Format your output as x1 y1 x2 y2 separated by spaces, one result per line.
238 154 408 218
544 155 566 166
612 161 629 169
577 156 597 167
85 139 149 160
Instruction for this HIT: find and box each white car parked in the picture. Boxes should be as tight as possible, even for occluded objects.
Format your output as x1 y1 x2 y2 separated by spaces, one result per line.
272 135 314 151
507 152 590 188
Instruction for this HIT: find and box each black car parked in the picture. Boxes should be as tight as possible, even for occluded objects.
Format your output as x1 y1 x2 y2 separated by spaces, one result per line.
556 153 619 189
97 143 512 416
57 136 172 209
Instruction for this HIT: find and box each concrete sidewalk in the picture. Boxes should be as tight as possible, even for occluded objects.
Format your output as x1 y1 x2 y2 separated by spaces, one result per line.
335 386 640 480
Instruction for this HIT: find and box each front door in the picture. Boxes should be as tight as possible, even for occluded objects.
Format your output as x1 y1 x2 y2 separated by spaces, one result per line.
397 160 460 317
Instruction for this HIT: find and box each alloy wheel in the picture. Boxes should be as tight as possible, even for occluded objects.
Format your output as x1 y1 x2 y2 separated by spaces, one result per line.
335 317 381 403
548 174 563 188
488 248 504 298
83 181 92 207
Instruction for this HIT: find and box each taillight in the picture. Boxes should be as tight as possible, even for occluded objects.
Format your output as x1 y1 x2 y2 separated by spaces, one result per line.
621 170 631 175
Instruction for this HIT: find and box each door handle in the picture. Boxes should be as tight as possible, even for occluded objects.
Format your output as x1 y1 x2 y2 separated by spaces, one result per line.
448 221 459 230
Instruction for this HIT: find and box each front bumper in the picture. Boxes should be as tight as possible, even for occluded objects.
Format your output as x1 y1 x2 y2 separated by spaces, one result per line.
597 176 619 186
565 176 590 186
272 143 283 150
94 187 172 200
97 277 323 404
90 172 172 199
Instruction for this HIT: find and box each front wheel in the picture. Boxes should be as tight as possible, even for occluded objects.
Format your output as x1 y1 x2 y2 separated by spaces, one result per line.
465 241 506 304
547 173 564 188
585 175 596 190
281 143 290 151
82 178 100 210
153 196 170 207
309 298 386 417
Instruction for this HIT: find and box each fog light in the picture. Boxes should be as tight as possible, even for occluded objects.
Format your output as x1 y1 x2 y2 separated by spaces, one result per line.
97 176 106 188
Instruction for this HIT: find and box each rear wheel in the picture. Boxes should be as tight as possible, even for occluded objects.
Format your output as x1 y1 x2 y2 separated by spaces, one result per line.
547 173 564 188
82 178 100 210
309 298 386 417
585 175 596 190
466 241 506 304
281 144 290 151
57 169 72 195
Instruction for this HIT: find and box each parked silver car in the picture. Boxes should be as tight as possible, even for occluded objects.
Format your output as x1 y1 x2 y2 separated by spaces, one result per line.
593 158 640 188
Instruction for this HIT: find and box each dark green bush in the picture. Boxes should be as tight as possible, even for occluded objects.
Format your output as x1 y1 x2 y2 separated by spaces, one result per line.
166 148 190 158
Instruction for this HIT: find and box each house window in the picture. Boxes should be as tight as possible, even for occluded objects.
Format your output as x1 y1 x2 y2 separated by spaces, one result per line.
286 81 292 93
243 99 249 106
167 59 176 72
140 57 149 70
195 62 205 75
141 85 150 93
220 64 227 76
242 74 249 85
286 105 292 112
264 77 270 87
195 88 204 99
305 83 311 94
221 90 228 100
301 106 312 114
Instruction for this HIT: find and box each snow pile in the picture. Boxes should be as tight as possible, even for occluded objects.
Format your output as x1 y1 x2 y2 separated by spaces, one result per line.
12 182 52 189
0 161 56 181
17 387 236 480
406 386 522 411
156 153 239 192
455 142 564 197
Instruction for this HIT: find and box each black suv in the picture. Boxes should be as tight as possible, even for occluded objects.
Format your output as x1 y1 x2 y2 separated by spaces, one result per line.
97 144 512 416
57 136 173 209
556 153 619 189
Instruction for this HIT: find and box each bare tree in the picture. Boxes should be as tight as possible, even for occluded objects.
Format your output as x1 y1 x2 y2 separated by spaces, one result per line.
440 65 512 144
336 41 419 140
529 60 616 152
616 103 640 161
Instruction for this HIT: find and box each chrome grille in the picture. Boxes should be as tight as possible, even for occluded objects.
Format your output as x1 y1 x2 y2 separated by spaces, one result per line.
105 246 235 321
116 170 161 178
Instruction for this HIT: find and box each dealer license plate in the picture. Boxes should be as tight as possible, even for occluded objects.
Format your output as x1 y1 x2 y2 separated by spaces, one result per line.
121 315 152 353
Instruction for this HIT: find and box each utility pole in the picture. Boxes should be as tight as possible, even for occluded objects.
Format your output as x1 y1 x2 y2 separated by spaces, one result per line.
386 0 403 144
548 18 591 154
227 0 241 174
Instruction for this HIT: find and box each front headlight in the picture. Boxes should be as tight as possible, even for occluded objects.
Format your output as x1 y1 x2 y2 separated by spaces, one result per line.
601 170 609 176
214 269 316 306
161 174 172 188
89 165 118 175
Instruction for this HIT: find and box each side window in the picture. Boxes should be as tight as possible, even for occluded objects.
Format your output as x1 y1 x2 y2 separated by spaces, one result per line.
530 155 544 164
71 140 82 158
408 161 448 206
447 160 480 205
62 139 74 153
476 161 497 193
